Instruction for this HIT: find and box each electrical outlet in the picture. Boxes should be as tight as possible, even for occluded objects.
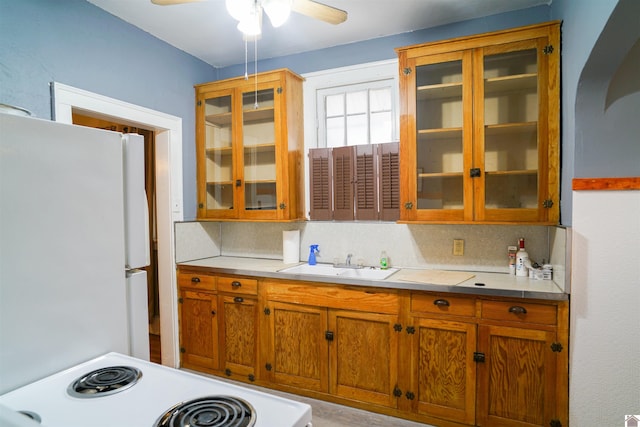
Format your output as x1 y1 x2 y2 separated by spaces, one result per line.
453 239 464 256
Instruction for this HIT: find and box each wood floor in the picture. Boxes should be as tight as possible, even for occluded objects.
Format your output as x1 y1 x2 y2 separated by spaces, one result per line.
149 333 161 364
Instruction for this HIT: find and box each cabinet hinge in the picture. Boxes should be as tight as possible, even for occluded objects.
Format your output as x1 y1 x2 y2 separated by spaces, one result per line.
393 324 403 333
543 45 554 55
265 363 272 371
178 297 183 304
404 202 413 210
263 307 271 315
406 326 416 335
550 420 562 427
473 352 486 363
543 199 554 208
197 100 202 106
325 331 334 341
277 87 283 94
403 67 412 76
551 342 563 352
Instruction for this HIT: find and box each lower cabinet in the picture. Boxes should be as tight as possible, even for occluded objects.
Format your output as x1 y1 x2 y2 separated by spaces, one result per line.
177 269 568 427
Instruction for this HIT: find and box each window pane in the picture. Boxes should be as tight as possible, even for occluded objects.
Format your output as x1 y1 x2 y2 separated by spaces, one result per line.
346 114 367 145
327 116 345 147
370 88 391 112
326 94 344 116
346 91 367 114
370 111 392 143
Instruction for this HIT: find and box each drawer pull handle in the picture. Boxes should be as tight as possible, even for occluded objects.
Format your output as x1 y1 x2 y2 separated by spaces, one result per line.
509 306 527 315
433 299 450 307
191 277 201 283
231 281 242 288
234 297 244 303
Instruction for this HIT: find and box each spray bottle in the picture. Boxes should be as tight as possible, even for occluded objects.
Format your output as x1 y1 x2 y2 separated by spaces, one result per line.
308 245 319 265
515 238 529 277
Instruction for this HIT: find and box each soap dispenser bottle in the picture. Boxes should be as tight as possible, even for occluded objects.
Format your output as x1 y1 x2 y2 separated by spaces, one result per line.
308 245 319 265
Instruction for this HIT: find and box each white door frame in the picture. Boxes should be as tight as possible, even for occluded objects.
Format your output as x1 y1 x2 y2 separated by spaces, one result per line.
52 82 182 368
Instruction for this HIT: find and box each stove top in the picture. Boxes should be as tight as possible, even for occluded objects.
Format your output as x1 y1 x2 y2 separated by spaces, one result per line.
0 353 312 427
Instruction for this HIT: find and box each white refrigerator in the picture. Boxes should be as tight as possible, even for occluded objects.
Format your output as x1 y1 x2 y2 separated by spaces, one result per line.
0 112 150 394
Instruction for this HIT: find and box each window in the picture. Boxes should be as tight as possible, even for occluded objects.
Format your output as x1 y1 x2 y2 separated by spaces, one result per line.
320 81 394 147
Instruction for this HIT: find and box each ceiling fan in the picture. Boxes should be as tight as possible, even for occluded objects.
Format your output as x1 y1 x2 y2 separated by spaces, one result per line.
151 0 347 36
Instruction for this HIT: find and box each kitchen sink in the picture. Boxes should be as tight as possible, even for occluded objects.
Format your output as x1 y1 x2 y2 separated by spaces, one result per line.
278 263 399 280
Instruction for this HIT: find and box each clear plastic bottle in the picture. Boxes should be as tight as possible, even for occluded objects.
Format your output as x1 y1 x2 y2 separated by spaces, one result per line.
380 251 389 270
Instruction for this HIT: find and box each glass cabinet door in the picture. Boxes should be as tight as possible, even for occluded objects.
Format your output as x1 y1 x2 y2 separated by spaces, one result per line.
203 93 235 213
412 51 472 221
478 42 541 220
241 87 277 213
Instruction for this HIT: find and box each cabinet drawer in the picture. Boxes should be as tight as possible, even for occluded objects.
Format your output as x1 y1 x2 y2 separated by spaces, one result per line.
177 272 216 291
411 293 476 317
481 300 557 325
218 277 258 295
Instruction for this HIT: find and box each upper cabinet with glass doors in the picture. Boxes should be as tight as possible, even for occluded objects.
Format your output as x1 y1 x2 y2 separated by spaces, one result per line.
396 22 560 224
195 69 305 221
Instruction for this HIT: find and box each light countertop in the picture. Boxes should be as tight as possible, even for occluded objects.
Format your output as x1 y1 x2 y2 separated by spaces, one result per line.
177 256 567 300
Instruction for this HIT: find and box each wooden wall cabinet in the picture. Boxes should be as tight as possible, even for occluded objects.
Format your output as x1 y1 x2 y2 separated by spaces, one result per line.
308 142 400 221
396 22 560 224
195 69 305 221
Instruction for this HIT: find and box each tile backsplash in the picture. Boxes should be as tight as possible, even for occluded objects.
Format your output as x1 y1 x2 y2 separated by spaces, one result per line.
175 221 568 279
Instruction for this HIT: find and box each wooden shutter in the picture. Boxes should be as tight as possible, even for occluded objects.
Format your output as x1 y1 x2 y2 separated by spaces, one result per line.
354 144 378 220
308 148 332 220
332 146 354 221
378 142 400 221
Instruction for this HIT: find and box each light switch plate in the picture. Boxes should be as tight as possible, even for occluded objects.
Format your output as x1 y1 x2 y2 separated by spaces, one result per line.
453 239 464 256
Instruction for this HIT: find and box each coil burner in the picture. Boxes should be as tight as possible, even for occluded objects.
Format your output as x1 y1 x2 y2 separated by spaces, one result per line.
67 366 142 398
155 396 257 427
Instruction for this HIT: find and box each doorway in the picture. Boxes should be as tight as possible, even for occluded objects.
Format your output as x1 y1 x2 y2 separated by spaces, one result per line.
73 114 161 363
52 81 183 368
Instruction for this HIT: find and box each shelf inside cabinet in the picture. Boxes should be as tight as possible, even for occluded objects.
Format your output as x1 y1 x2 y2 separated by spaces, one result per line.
243 107 274 123
417 82 462 100
244 143 276 153
206 146 233 155
206 112 232 127
485 121 537 135
418 127 463 140
484 169 537 176
419 171 463 178
484 73 537 94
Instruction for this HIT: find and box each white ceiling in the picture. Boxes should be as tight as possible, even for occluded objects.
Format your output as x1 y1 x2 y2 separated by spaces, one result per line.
87 0 550 68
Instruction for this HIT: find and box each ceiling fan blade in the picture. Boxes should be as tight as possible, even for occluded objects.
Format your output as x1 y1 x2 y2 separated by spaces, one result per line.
150 0 203 5
291 0 347 25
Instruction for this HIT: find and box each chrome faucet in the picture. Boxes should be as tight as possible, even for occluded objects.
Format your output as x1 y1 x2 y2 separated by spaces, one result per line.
345 253 352 266
333 253 361 269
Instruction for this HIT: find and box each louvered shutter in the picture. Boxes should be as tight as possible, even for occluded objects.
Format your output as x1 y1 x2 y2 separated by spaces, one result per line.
354 144 378 220
332 146 354 220
378 142 400 221
308 148 332 220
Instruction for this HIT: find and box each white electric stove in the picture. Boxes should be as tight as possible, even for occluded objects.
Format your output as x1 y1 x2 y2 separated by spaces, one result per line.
0 352 312 427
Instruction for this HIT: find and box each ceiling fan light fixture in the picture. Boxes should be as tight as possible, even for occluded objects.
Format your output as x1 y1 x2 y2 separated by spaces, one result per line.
225 0 252 21
237 4 263 37
263 0 292 28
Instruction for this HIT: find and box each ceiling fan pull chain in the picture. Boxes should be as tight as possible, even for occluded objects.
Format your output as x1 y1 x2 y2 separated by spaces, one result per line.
244 38 249 80
254 36 259 109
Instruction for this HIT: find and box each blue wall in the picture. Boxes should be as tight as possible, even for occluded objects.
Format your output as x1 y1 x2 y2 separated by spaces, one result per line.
0 0 216 220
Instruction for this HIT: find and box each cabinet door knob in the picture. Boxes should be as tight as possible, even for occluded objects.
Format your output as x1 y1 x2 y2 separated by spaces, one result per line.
470 168 482 178
234 297 244 303
509 305 527 314
433 299 450 307
404 202 413 209
231 281 242 288
191 277 201 283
